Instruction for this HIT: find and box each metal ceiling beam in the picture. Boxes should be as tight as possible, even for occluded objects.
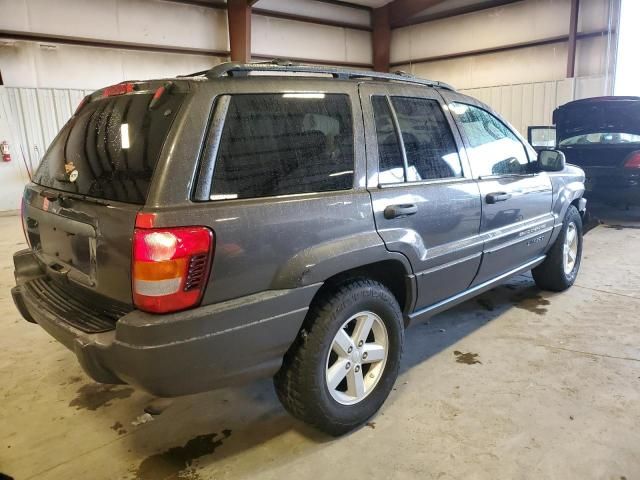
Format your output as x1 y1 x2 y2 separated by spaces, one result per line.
387 0 448 28
567 0 580 77
396 0 524 28
390 28 610 67
312 0 372 11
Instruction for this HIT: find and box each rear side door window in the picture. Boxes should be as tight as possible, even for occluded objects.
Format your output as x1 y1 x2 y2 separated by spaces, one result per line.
209 94 354 200
450 103 529 177
392 97 463 181
371 95 463 184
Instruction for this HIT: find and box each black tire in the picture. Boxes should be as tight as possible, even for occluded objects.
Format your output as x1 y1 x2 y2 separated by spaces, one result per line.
532 205 583 292
274 278 404 436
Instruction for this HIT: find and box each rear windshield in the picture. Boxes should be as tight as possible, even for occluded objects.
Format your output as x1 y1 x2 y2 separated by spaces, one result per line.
33 92 185 204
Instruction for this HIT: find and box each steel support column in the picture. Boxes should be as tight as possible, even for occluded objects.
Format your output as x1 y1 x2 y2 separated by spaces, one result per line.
228 0 251 63
567 0 580 77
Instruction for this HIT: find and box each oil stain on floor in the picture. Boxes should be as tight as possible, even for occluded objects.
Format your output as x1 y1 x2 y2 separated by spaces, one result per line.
110 421 127 435
605 224 640 230
68 383 135 411
511 290 550 316
454 351 482 365
133 429 232 480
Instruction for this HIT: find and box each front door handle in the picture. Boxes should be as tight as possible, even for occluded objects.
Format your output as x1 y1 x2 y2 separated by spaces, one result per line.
485 192 512 204
384 204 418 219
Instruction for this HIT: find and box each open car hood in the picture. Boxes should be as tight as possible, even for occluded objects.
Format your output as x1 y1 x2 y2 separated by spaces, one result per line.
553 96 640 141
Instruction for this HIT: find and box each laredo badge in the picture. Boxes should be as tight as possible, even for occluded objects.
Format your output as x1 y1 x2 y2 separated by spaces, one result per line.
65 162 79 182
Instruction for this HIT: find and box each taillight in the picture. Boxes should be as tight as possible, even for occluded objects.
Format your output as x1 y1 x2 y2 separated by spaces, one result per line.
103 83 134 97
132 219 214 314
624 151 640 169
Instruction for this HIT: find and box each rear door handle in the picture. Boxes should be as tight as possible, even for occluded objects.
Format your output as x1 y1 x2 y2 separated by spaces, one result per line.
384 204 418 219
485 192 512 204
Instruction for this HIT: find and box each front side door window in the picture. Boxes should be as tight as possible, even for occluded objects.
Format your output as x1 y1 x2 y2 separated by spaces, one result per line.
449 103 529 177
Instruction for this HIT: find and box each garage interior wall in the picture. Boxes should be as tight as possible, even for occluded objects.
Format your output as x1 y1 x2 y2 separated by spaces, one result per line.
394 0 619 134
0 0 620 211
0 0 371 211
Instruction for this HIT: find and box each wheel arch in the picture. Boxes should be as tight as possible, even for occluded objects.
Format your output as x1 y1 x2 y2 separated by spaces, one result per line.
307 259 416 327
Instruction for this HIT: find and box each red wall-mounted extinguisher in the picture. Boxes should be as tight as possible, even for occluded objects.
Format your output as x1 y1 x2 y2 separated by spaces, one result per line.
1 141 11 162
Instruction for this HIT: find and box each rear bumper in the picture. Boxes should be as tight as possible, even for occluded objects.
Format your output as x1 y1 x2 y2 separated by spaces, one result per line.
584 169 640 204
12 249 319 397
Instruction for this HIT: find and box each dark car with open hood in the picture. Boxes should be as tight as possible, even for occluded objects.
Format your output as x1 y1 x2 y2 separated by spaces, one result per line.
529 96 640 206
12 61 586 435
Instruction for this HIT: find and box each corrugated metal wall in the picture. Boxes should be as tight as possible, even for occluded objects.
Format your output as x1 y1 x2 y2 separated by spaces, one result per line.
460 80 573 135
0 87 91 175
459 75 607 136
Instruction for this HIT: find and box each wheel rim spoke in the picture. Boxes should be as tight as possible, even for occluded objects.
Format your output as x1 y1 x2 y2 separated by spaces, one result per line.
353 314 374 346
563 223 578 275
346 367 365 398
327 359 349 390
332 328 353 357
362 343 385 363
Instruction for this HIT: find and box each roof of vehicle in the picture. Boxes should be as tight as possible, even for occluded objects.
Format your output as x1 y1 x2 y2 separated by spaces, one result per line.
179 59 455 91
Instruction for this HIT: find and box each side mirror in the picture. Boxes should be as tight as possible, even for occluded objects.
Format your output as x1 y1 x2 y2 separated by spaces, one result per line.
528 126 556 151
537 149 566 172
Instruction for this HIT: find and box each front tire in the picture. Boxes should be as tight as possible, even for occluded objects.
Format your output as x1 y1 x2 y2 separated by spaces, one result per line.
274 279 404 436
532 205 583 291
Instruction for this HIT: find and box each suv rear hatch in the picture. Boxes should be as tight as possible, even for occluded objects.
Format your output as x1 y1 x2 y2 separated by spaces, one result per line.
555 97 640 168
21 81 188 330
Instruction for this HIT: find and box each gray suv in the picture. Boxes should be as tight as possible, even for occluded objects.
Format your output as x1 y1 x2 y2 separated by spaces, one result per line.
12 62 586 435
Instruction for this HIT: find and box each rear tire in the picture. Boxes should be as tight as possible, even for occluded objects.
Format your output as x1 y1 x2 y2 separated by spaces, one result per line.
274 279 404 436
532 205 583 292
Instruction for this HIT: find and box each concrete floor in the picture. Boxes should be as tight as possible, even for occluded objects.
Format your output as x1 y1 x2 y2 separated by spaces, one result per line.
1 203 640 480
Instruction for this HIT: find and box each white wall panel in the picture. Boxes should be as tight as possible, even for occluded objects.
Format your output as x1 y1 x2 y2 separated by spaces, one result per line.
391 0 612 64
0 87 87 176
0 41 225 89
252 15 372 65
0 89 31 211
1 0 228 51
396 35 611 92
255 0 371 27
396 43 569 90
459 76 605 136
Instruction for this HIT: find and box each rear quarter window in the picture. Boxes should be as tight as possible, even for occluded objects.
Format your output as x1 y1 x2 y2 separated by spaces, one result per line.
209 94 354 200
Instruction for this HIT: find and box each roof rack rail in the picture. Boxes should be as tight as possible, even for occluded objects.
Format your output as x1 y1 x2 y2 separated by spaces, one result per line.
180 59 454 90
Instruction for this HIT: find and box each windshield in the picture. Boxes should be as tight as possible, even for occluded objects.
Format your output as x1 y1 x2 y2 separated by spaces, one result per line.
559 132 640 146
32 91 185 204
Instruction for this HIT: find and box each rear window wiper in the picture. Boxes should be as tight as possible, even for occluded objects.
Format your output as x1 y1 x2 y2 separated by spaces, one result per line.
39 189 111 207
40 189 66 202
